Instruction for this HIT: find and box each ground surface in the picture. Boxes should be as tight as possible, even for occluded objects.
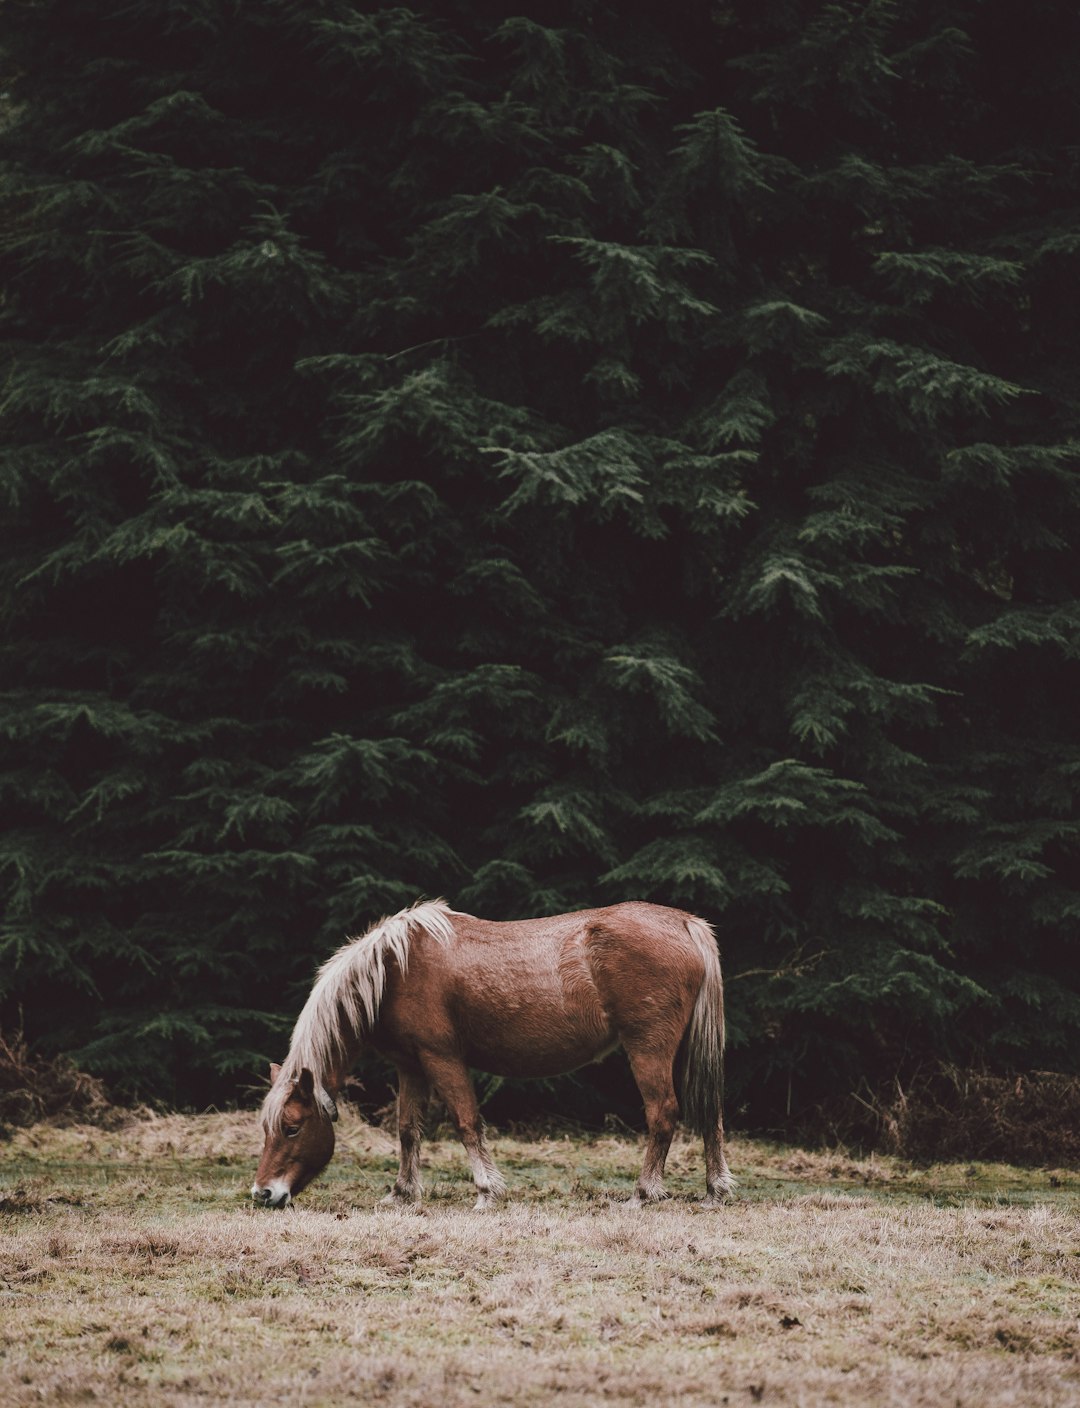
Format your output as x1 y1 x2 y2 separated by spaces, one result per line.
0 1111 1077 1406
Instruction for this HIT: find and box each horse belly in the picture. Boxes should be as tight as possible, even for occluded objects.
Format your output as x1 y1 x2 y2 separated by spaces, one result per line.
453 946 616 1078
463 1017 618 1079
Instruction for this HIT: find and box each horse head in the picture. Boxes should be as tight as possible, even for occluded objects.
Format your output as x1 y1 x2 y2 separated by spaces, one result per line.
252 1063 337 1208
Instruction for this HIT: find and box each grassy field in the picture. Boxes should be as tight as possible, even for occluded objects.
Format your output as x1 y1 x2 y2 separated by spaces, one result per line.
1 1110 1077 1406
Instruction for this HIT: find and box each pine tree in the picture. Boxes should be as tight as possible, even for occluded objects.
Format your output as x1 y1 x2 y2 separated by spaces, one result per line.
1 0 1077 1123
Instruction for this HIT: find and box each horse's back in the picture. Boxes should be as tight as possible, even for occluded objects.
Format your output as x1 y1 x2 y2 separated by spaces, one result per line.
447 902 708 1005
376 902 712 1078
447 901 701 950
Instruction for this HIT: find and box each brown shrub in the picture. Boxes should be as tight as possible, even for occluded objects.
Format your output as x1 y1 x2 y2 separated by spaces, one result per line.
0 1029 118 1135
841 1065 1080 1165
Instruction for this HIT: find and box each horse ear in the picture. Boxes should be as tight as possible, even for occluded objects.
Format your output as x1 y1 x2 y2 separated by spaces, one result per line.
269 1063 282 1085
296 1067 315 1101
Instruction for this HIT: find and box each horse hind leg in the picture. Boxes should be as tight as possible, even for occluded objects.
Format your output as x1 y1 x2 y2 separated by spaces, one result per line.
419 1051 506 1210
383 1069 429 1206
624 1044 680 1207
702 1115 736 1207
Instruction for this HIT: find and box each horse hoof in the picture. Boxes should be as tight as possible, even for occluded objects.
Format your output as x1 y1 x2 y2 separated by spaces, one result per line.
381 1190 421 1209
626 1189 669 1208
700 1176 737 1207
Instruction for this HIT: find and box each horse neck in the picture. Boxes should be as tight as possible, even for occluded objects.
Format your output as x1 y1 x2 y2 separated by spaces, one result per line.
285 991 364 1098
289 898 452 1092
318 1022 362 1095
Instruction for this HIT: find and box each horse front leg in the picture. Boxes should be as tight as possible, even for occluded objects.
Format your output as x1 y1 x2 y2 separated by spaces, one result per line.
419 1052 506 1210
383 1068 429 1206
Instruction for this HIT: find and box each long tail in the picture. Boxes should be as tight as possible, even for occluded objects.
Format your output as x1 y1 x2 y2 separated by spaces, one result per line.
679 917 725 1137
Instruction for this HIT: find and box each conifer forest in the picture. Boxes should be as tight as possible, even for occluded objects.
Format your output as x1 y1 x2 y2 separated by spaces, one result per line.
1 0 1078 1131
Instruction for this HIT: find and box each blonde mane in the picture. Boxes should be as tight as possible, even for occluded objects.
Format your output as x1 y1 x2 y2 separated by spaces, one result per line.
261 899 456 1130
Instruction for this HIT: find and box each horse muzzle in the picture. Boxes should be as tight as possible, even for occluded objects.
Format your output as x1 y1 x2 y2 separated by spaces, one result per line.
251 1181 291 1209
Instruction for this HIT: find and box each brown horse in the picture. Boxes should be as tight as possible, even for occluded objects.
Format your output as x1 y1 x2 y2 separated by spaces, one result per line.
253 899 734 1209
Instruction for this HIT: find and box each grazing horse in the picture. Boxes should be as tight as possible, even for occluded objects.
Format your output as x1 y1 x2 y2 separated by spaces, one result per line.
253 899 734 1210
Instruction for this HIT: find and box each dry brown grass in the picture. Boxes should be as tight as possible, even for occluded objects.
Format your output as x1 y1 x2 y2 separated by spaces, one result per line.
837 1067 1080 1165
0 1030 117 1134
1 1111 1077 1406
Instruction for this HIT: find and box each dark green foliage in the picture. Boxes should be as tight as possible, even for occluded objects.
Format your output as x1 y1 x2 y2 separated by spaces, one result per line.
2 0 1077 1126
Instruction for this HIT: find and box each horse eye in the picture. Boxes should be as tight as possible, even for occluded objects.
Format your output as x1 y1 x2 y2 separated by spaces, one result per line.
283 1124 301 1139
